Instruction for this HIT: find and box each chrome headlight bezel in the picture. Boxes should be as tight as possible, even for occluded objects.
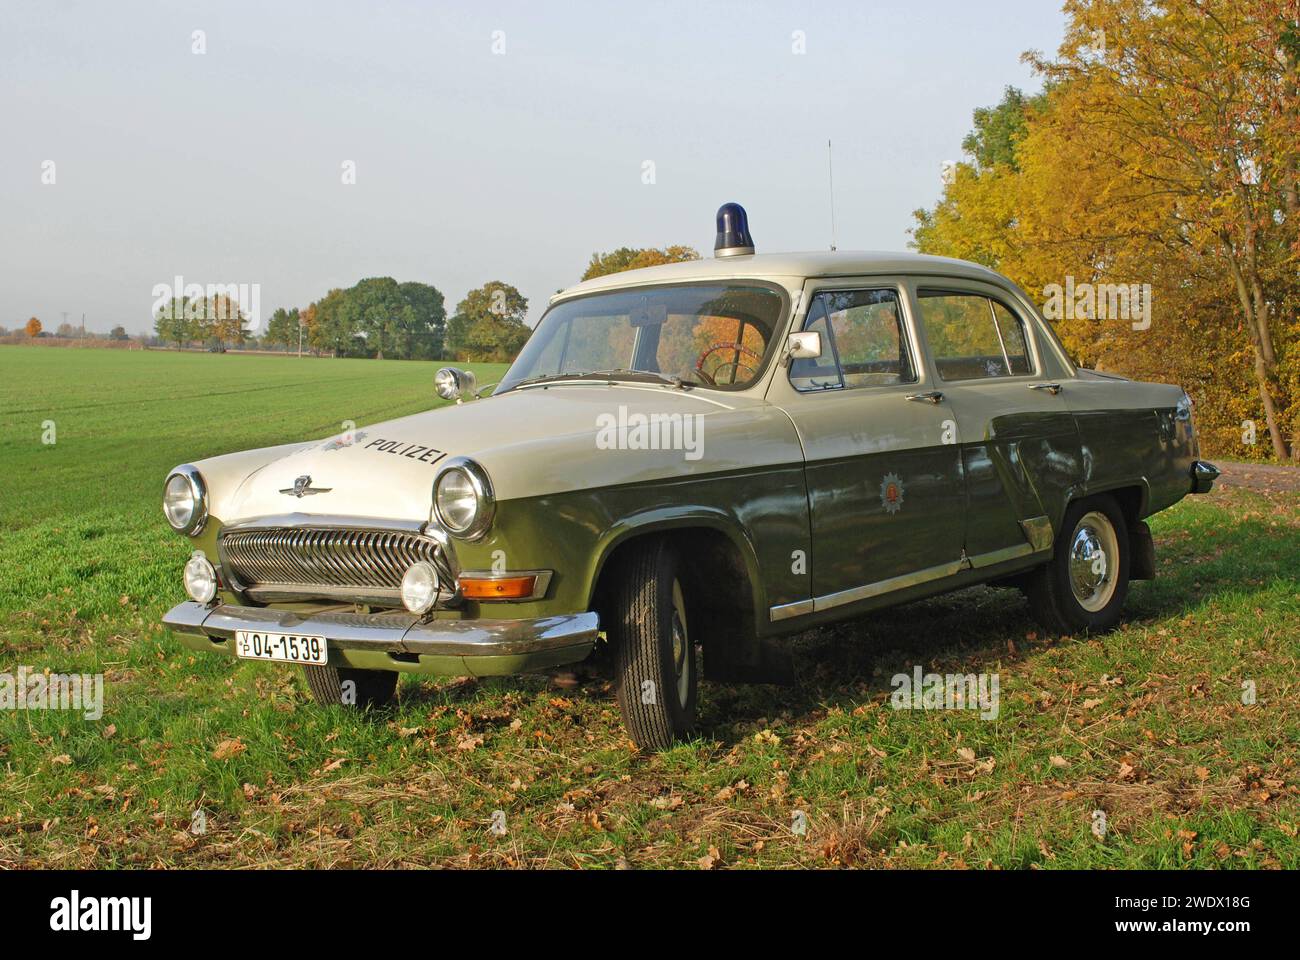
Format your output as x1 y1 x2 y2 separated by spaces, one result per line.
433 456 495 540
163 464 209 536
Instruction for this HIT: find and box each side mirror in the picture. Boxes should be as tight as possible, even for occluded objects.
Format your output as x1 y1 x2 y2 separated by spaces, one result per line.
787 331 822 360
435 367 477 401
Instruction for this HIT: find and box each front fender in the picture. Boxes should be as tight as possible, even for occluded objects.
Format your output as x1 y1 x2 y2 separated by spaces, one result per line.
587 503 767 619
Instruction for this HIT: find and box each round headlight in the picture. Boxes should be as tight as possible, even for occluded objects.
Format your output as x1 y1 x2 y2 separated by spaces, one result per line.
435 367 477 401
401 561 440 615
433 457 495 539
183 551 218 604
163 465 208 536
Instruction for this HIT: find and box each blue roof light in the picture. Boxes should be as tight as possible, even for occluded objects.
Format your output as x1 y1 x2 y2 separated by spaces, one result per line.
714 202 755 258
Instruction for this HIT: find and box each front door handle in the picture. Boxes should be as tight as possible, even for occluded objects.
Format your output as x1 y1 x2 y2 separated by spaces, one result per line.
1029 383 1062 395
905 391 944 404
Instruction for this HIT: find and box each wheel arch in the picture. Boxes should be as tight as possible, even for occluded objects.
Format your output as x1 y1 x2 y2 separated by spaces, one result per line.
587 508 772 680
1062 478 1148 529
1051 481 1151 584
587 507 765 620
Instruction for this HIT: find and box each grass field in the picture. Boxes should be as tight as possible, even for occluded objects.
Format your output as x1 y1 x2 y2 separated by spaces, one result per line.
1 345 1297 869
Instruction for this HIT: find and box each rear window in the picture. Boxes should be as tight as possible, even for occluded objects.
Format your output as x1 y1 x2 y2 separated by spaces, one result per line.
917 290 1033 381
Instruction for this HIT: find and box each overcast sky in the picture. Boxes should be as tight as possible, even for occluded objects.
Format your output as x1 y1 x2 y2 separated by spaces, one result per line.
0 1 1066 335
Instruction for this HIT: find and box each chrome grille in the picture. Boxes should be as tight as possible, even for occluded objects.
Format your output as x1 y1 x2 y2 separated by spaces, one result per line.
219 526 456 606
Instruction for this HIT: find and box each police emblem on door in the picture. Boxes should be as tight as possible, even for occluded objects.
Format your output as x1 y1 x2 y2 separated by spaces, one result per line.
880 473 904 514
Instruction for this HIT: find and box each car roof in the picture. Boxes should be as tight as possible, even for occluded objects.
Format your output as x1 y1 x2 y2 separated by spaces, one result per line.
553 250 1007 301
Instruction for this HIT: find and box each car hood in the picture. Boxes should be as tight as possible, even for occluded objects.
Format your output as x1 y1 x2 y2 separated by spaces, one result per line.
200 383 803 524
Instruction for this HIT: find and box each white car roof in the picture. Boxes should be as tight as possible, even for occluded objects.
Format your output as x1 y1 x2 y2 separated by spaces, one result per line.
553 250 1006 301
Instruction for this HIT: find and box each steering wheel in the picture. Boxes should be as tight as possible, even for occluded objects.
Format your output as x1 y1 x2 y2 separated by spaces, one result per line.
694 341 764 386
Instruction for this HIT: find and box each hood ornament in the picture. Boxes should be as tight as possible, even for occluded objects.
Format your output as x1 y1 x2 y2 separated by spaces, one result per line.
280 475 332 498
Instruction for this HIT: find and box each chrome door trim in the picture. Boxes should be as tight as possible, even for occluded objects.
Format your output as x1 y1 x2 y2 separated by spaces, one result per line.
769 598 815 622
813 558 965 612
966 542 1034 568
767 531 1053 621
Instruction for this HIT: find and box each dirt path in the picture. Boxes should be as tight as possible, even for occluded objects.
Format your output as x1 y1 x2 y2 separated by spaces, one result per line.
1213 460 1300 495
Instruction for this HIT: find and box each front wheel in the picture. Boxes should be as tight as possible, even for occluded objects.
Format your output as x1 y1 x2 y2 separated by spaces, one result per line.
1025 497 1130 635
304 664 398 710
609 540 698 750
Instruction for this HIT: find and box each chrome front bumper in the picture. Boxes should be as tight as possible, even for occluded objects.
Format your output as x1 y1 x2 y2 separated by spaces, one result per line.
162 601 599 676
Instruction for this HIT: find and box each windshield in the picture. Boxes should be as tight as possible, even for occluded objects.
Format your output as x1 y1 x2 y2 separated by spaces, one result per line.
498 283 787 392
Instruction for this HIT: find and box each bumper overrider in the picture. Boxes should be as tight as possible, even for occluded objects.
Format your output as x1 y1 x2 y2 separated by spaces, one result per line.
1190 460 1220 494
163 601 599 677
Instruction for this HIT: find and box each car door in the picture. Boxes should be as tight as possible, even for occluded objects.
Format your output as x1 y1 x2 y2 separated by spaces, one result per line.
768 280 966 611
909 283 1082 565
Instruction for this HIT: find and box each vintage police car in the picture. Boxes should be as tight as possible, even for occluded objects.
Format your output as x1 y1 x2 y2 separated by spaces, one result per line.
162 204 1219 749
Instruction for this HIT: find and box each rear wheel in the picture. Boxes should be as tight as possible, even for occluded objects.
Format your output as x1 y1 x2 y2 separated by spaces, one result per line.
609 539 698 750
1025 497 1130 635
304 665 398 710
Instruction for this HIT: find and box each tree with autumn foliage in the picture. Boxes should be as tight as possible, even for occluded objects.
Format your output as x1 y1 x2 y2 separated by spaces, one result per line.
914 0 1300 460
581 245 700 281
446 282 530 362
24 317 42 337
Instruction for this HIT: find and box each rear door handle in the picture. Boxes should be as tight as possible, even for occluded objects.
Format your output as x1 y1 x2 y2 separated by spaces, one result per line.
1029 383 1062 395
905 391 944 404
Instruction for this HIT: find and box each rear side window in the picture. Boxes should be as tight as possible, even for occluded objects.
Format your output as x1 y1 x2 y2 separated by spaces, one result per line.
917 290 1034 381
790 289 916 391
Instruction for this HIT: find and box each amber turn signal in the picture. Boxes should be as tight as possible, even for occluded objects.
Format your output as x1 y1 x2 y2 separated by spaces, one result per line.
459 574 538 600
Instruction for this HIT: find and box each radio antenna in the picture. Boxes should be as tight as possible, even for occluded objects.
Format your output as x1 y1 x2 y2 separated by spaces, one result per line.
827 139 837 251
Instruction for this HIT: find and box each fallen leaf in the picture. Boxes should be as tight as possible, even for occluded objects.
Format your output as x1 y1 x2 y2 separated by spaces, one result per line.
1049 755 1069 768
212 739 246 761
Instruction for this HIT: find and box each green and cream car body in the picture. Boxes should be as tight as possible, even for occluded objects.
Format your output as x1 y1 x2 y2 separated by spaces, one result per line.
162 204 1219 748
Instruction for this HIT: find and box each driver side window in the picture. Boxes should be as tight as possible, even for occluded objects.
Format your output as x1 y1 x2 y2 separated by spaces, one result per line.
790 289 915 392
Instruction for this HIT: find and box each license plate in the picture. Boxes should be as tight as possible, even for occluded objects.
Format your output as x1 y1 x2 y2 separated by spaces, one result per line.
235 630 328 665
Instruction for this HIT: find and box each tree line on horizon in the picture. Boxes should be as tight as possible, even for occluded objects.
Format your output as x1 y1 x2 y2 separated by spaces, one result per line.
0 316 130 341
144 246 701 362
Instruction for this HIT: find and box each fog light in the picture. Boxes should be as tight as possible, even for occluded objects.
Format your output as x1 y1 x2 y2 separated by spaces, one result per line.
401 561 440 615
183 551 218 604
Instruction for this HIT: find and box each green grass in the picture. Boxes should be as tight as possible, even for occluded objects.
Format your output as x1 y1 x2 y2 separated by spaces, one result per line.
1 344 1296 868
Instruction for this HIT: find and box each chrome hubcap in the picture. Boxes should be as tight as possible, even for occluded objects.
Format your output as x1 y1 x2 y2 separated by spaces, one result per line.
670 579 691 708
1068 511 1119 612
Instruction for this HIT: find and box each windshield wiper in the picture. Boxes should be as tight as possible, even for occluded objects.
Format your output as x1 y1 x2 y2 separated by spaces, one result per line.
510 369 694 390
508 372 595 389
586 369 695 389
